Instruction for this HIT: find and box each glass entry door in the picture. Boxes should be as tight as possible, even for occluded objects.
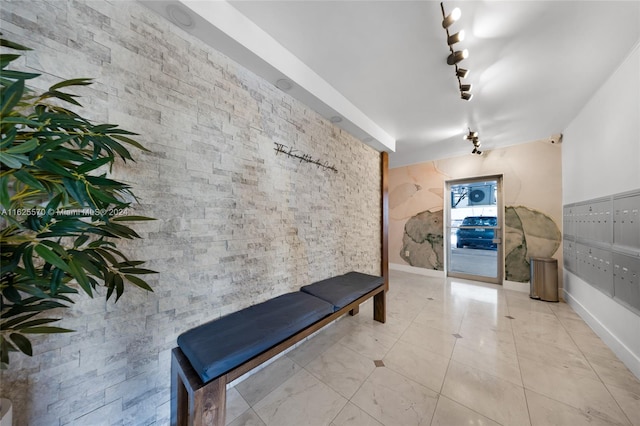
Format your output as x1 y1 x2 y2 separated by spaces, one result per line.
446 176 503 284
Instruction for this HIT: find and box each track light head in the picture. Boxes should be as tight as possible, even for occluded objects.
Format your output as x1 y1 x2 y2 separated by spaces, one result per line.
447 49 468 65
459 83 472 92
447 30 465 46
461 92 473 101
456 68 469 78
464 131 478 140
442 7 461 28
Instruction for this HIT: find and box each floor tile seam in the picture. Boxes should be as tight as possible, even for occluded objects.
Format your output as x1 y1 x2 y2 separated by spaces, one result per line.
600 383 637 426
522 387 621 426
516 344 535 426
437 394 512 426
372 324 410 366
580 352 637 426
324 394 351 426
227 388 252 425
512 330 582 354
339 367 385 425
355 318 406 341
522 356 618 389
551 301 591 338
242 359 308 411
388 307 424 324
390 331 455 362
514 354 600 384
556 311 623 393
413 319 468 339
251 400 270 426
598 370 640 394
454 337 520 361
448 351 526 392
348 373 440 426
252 367 350 426
519 376 628 422
235 379 268 410
286 349 316 369
395 313 424 347
437 339 457 396
450 350 524 388
379 357 447 396
438 370 512 426
411 314 464 330
300 341 373 400
507 303 531 421
334 324 406 402
397 333 457 361
513 334 598 370
285 327 347 368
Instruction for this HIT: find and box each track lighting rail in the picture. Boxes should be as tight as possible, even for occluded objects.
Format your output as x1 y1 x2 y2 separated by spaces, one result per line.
440 2 472 101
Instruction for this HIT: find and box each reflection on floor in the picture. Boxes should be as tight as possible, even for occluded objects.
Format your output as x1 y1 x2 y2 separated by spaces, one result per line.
225 270 640 426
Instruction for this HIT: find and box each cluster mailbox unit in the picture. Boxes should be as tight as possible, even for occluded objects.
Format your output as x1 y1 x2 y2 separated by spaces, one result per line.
563 189 640 314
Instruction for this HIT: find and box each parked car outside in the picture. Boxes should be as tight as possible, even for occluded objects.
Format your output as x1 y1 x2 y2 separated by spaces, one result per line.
456 216 497 250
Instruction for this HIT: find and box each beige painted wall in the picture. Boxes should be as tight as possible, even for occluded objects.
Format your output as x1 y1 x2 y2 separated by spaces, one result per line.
390 139 562 283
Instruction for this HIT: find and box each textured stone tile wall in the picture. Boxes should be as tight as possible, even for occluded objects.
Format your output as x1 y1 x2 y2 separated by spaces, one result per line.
0 1 381 424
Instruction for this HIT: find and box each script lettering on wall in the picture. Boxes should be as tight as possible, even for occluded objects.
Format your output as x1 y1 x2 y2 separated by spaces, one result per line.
274 142 338 173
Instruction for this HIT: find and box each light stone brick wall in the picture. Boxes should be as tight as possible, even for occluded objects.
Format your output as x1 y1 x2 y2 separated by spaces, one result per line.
0 1 382 424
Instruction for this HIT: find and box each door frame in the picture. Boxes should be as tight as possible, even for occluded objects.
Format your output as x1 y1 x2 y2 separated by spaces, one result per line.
445 174 504 284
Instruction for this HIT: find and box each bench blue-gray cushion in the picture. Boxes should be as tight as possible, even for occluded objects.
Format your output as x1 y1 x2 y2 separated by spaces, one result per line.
177 292 334 383
300 272 384 311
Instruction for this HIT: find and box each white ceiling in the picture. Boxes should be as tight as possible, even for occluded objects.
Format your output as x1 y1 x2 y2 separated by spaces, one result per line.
142 1 640 167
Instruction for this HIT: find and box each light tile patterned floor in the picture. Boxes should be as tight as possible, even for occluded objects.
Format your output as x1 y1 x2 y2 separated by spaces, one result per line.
226 270 640 426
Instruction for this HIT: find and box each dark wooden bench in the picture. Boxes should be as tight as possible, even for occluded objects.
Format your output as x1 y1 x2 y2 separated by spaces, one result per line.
171 272 386 426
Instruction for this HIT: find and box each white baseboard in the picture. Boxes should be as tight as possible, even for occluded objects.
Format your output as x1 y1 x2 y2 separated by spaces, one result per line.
564 289 640 380
390 263 445 278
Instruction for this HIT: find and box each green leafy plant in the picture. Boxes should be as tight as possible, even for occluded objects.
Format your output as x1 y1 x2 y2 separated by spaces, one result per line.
0 36 156 368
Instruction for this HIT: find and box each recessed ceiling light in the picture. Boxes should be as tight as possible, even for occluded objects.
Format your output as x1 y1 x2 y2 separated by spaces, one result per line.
329 116 343 123
166 5 194 29
275 78 293 91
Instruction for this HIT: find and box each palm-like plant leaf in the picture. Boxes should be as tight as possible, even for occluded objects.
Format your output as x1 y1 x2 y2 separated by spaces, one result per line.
0 36 156 368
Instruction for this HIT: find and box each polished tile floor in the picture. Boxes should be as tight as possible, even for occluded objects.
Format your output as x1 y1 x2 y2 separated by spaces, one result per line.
225 270 640 426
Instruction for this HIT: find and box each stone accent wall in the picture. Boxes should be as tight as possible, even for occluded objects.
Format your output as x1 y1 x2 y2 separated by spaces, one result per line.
0 1 381 424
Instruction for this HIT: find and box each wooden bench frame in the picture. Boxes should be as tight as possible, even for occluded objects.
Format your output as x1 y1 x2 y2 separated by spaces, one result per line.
170 285 385 426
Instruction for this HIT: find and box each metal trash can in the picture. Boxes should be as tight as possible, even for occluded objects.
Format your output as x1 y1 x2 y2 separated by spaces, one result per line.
530 257 559 302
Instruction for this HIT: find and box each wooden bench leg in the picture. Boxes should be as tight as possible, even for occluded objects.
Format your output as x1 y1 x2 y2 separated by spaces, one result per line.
191 376 226 426
172 348 227 426
373 291 386 323
349 305 359 316
172 350 189 426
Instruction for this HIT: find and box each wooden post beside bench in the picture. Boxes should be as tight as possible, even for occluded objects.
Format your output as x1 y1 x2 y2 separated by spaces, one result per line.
171 283 385 426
